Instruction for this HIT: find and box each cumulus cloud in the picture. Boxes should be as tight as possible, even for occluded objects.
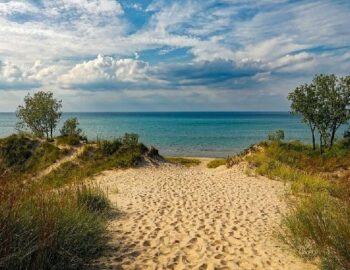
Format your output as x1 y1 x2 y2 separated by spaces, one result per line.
0 0 350 110
0 61 40 89
61 55 152 90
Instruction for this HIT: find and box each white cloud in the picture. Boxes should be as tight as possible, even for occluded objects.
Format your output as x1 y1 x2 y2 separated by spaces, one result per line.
61 54 151 88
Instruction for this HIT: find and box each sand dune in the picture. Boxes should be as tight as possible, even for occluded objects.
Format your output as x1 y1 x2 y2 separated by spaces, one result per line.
94 161 316 270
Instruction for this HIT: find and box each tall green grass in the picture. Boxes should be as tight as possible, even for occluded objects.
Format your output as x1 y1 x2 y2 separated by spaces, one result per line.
0 185 109 270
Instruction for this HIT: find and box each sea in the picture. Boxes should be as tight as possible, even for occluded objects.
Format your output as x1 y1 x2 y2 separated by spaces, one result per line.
0 112 344 157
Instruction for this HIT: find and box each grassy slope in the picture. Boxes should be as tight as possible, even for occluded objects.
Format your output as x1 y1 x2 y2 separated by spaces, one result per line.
237 140 350 270
0 134 150 270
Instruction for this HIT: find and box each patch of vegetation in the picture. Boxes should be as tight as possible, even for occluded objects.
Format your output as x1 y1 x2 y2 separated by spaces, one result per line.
207 159 227 168
245 140 350 269
282 193 350 270
166 157 201 167
77 185 110 213
0 186 108 270
0 134 65 177
57 117 87 146
37 137 149 190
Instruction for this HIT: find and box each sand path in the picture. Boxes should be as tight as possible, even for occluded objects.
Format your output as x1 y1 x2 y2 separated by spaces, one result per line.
94 161 316 270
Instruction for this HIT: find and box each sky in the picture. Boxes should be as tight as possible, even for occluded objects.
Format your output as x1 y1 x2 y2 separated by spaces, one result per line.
0 0 350 112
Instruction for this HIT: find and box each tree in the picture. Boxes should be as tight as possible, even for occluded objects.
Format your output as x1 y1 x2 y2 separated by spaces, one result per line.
16 91 62 139
312 74 350 149
288 83 318 150
60 117 82 137
288 74 350 153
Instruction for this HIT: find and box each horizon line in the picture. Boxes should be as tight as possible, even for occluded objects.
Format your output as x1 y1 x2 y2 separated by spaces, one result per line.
0 110 291 113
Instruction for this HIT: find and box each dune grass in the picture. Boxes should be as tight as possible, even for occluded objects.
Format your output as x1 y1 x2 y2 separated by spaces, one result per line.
166 157 201 167
0 134 152 270
0 185 109 270
244 140 350 270
207 159 227 168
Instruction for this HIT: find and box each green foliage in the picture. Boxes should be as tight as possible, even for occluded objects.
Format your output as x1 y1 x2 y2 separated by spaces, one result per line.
100 138 122 156
57 117 86 146
121 133 139 147
0 187 108 270
16 91 62 139
166 157 201 167
267 129 285 141
77 185 110 213
38 143 146 190
288 74 350 152
207 159 227 168
56 134 81 146
60 117 82 137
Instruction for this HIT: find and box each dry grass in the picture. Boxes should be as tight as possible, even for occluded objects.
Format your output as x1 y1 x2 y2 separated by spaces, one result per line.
165 157 201 167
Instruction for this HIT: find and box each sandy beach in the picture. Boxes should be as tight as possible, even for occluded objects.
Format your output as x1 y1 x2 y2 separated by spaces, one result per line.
94 159 316 270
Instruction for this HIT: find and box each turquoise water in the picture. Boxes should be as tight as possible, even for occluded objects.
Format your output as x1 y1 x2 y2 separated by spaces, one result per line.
0 112 336 157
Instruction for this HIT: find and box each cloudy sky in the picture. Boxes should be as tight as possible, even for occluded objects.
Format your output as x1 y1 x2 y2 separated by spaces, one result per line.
0 0 349 111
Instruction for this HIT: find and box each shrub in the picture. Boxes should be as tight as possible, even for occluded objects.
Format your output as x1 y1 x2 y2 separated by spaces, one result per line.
100 139 122 156
121 133 139 147
60 117 82 137
267 129 285 141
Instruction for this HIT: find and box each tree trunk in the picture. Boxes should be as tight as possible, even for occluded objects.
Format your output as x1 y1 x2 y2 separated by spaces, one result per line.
320 135 323 154
50 128 53 139
330 125 337 148
309 124 316 150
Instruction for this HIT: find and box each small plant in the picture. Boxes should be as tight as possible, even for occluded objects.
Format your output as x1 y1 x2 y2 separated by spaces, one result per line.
267 129 285 141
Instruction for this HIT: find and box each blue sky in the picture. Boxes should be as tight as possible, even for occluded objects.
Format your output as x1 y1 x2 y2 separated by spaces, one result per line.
0 0 350 111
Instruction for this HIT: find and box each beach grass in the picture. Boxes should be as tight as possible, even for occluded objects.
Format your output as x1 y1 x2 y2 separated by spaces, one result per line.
0 133 154 270
166 157 201 167
207 159 227 168
242 140 350 269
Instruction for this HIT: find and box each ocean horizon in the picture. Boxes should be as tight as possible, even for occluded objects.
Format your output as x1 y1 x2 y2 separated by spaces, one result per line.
0 111 344 157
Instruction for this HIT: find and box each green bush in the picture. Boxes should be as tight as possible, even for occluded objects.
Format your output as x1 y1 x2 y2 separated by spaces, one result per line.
121 133 139 147
100 139 122 156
